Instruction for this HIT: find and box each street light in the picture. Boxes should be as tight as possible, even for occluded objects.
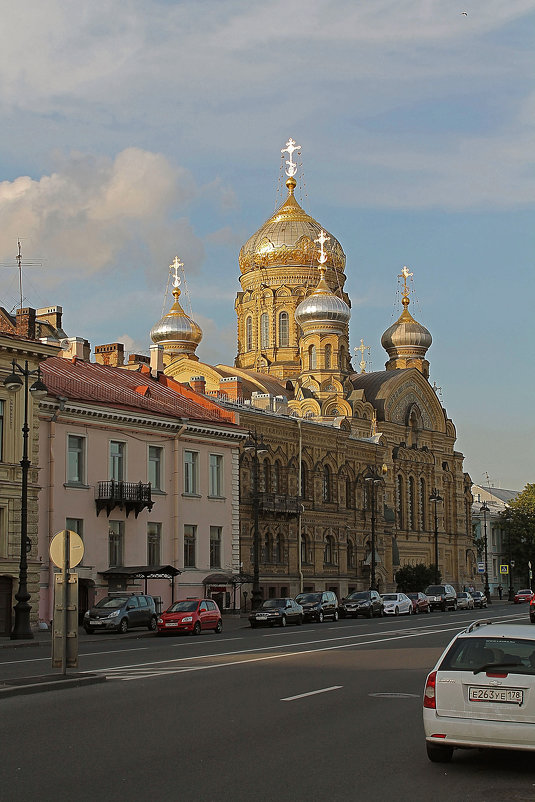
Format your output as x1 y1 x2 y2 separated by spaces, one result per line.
4 359 48 639
429 489 443 584
503 508 515 602
243 430 268 610
480 502 491 604
364 465 387 592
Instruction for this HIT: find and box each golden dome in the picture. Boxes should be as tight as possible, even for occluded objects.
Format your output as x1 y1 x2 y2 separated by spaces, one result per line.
381 294 432 357
238 177 346 275
150 285 203 358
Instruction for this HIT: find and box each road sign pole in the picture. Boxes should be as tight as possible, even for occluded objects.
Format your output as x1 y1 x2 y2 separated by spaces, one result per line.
61 530 70 676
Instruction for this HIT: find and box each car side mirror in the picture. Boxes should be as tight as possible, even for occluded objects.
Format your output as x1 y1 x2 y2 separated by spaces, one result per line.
126 604 134 610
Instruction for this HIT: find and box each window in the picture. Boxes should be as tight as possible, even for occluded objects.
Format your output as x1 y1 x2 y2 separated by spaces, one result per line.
0 507 7 557
210 526 222 568
324 535 335 564
108 521 124 567
409 476 416 530
278 311 289 347
184 450 198 494
66 517 83 561
397 475 404 528
148 446 163 491
420 478 426 530
0 399 3 461
209 454 223 497
322 464 331 503
300 461 307 499
274 533 284 563
346 477 352 508
246 316 253 351
67 435 85 484
324 344 332 370
260 313 269 349
301 533 310 564
184 524 196 567
273 460 281 493
147 522 161 565
260 459 270 493
308 344 317 370
263 533 273 563
347 538 355 568
109 441 125 481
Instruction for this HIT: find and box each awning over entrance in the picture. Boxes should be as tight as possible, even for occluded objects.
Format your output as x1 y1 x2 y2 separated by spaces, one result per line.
99 565 181 580
202 572 253 586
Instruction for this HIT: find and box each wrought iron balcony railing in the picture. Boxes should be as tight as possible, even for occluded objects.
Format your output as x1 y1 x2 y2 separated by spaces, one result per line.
95 480 154 518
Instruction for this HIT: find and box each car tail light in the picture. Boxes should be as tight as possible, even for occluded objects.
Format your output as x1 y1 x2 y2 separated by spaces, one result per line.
423 671 437 709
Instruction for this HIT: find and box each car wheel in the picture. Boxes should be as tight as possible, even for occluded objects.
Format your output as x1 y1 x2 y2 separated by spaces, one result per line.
215 619 223 633
279 615 287 628
84 627 94 635
426 605 430 613
119 618 128 634
395 607 399 616
318 612 324 623
192 621 201 636
426 743 453 763
333 610 339 622
148 616 157 631
408 606 412 615
453 601 458 611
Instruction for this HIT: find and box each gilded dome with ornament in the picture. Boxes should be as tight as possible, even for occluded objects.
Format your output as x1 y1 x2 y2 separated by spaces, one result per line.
150 285 203 357
238 177 346 275
381 297 432 356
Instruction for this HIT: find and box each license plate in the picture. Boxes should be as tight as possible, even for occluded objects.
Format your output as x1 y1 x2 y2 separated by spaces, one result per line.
166 622 179 627
257 614 268 620
91 620 104 625
468 686 524 704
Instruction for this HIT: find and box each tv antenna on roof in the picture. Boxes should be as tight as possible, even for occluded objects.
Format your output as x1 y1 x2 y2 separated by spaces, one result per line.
0 239 44 312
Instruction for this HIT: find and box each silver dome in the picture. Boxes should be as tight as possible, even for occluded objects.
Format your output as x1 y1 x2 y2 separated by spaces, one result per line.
295 277 350 328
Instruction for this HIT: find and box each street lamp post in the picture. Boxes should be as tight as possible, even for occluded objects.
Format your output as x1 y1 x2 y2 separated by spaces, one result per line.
4 359 47 639
429 489 443 584
504 509 515 602
364 465 387 592
243 430 268 610
480 502 491 604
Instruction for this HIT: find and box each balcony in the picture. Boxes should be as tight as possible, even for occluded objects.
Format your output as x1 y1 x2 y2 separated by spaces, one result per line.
257 493 301 516
96 480 154 518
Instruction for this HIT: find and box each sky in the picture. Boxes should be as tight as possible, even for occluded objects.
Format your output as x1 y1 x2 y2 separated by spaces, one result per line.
0 0 533 490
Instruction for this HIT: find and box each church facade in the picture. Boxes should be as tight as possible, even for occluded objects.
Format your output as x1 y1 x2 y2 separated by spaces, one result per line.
145 140 474 600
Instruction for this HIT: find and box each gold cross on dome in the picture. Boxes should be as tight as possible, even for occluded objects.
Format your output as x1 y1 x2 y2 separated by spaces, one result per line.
354 338 370 374
281 138 301 177
314 229 330 265
398 265 413 297
170 256 183 288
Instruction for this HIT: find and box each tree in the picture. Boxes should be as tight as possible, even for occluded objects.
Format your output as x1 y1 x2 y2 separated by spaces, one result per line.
499 484 535 586
395 563 441 592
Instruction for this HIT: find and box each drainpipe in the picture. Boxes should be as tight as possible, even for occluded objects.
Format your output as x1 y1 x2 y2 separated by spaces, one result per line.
172 422 187 602
297 418 303 593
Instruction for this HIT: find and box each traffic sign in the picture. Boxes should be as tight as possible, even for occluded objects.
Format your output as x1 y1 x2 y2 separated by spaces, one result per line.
499 564 509 574
50 530 84 569
477 563 485 574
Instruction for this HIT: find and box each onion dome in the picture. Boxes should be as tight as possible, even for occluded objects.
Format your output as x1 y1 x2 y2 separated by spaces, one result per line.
381 293 432 358
238 175 346 275
150 275 202 358
295 266 351 331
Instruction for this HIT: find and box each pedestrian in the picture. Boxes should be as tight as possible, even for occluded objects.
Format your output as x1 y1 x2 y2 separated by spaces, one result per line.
497 584 503 600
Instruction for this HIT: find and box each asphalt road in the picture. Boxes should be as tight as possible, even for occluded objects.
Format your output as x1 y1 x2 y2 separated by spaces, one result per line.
1 604 534 802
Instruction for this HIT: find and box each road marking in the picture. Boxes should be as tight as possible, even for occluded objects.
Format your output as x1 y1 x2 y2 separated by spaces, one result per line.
282 686 342 701
171 637 243 646
369 692 419 699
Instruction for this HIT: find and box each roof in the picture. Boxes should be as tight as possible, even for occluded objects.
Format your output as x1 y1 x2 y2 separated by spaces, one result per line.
41 357 237 425
459 623 535 640
99 565 181 579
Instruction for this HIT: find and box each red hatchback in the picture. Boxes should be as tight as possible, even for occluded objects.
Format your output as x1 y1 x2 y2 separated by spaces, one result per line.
514 589 534 604
157 598 222 635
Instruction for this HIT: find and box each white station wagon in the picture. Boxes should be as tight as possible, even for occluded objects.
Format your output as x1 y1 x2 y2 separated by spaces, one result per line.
423 621 535 762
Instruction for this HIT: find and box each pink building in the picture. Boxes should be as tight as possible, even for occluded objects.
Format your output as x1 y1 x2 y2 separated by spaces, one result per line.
38 356 244 622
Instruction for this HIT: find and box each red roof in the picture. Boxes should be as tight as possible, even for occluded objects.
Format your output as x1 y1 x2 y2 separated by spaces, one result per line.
41 357 236 425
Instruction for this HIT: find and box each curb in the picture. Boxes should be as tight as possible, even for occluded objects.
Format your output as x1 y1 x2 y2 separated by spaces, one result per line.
0 673 106 699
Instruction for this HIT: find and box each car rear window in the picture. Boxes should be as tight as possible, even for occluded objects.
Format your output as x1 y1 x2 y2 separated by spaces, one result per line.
440 636 535 676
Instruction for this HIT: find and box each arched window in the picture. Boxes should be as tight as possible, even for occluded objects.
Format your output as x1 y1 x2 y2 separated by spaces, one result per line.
300 461 307 499
274 533 283 563
260 313 269 349
347 538 355 569
322 464 331 502
420 478 426 530
308 344 317 370
396 474 404 528
245 316 253 351
324 534 335 564
273 460 281 493
346 476 352 508
301 533 309 564
409 476 416 530
278 311 289 347
262 459 270 493
339 344 346 370
324 343 332 370
263 532 273 563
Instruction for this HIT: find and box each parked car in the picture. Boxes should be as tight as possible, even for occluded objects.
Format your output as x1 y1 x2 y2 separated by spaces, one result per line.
157 598 222 635
514 589 534 604
407 592 430 614
531 596 535 623
423 621 535 762
425 584 457 612
249 598 303 628
84 593 157 634
339 590 383 619
470 591 488 609
294 591 339 622
456 592 475 610
381 592 413 616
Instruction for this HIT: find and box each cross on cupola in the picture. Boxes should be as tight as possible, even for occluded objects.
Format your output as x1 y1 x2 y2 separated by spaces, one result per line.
355 338 371 374
281 138 301 177
170 256 184 290
314 229 329 274
398 265 413 298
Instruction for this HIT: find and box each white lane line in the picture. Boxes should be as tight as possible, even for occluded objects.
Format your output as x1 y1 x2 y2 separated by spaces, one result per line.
171 637 243 646
0 646 151 666
282 686 342 701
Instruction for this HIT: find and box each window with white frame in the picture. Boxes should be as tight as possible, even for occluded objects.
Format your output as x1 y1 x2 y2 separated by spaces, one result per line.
108 520 124 567
109 441 125 481
184 524 196 568
260 313 269 349
147 522 161 565
210 526 222 568
148 445 163 491
184 451 198 494
67 434 86 484
209 454 223 497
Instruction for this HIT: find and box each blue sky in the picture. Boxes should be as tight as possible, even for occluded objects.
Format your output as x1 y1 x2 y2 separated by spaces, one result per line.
0 0 533 489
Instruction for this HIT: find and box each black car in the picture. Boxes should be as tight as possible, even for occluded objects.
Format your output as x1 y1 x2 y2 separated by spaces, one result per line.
294 591 339 622
424 584 457 612
83 593 157 633
340 590 383 619
249 598 303 628
470 590 488 609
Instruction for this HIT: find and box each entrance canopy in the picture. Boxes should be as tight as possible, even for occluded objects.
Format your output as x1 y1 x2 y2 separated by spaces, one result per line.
99 565 181 597
202 572 253 586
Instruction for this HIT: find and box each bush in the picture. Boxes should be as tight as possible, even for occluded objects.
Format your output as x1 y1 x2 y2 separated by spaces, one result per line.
395 563 440 592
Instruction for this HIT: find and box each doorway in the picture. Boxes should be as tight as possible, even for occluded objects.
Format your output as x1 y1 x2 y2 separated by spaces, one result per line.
0 576 13 635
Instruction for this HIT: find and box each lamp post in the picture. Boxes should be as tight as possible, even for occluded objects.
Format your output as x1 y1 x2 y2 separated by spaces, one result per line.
4 359 48 639
429 489 443 584
364 465 387 592
243 430 268 610
504 509 515 602
480 501 491 604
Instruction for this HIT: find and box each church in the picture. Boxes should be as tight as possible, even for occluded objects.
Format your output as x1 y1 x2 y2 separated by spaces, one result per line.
133 139 475 601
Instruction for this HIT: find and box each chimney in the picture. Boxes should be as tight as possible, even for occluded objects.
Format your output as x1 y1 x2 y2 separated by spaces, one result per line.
36 306 63 331
219 376 243 401
16 307 36 339
150 344 164 378
190 375 206 395
60 337 89 360
94 343 124 367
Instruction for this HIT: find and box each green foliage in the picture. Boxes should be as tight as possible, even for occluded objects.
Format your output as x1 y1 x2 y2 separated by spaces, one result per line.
395 563 440 592
499 484 535 585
